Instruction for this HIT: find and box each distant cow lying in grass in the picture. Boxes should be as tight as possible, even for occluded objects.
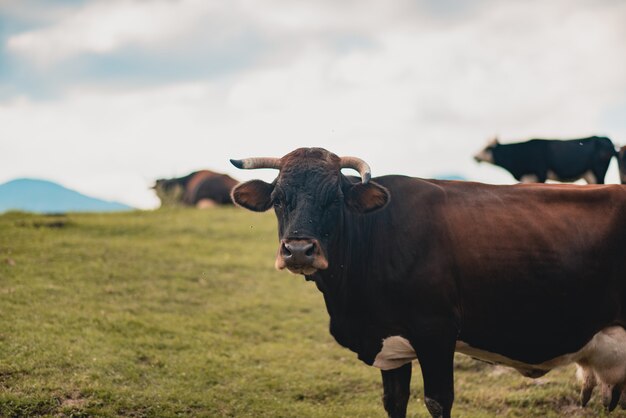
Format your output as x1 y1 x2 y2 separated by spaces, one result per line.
230 147 626 418
153 170 238 208
474 136 615 184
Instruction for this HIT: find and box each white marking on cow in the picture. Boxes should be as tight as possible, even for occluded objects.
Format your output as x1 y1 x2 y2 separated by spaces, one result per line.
582 170 598 184
456 327 626 382
547 169 591 184
373 327 626 389
196 199 217 209
546 170 562 182
455 340 577 374
520 174 539 183
373 336 417 370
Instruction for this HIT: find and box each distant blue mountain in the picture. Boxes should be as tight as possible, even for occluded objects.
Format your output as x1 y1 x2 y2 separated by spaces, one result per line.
432 173 468 181
0 178 133 213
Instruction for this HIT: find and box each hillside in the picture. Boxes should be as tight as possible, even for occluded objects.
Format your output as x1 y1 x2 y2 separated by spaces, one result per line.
0 178 132 213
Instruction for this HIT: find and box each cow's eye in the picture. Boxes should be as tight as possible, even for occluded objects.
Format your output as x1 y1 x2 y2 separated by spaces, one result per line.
273 199 283 208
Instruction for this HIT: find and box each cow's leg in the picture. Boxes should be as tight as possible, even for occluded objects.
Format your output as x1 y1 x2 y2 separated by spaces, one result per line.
381 362 412 418
576 363 596 407
593 168 606 184
520 174 540 183
600 382 623 411
414 336 456 418
583 170 598 184
619 385 626 409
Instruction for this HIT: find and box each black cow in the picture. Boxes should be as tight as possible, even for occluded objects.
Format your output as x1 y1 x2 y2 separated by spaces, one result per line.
230 147 626 418
153 170 238 208
474 136 615 184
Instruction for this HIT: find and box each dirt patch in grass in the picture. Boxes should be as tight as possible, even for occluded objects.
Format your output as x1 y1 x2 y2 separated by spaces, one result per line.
60 398 87 409
0 367 25 387
56 392 89 417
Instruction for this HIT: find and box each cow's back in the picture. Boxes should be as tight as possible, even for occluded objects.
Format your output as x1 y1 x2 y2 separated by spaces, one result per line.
184 171 237 205
194 174 238 204
545 137 614 179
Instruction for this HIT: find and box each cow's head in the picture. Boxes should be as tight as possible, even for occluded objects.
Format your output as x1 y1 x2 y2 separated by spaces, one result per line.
230 148 389 275
473 137 499 164
153 178 184 207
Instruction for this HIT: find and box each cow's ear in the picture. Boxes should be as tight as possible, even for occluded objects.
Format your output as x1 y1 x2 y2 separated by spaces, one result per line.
231 180 274 212
345 181 390 213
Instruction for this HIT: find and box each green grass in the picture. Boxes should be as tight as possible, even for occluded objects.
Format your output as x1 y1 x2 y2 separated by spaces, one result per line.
0 208 624 417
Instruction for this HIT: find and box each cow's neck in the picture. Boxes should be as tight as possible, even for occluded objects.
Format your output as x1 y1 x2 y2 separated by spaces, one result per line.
310 207 386 364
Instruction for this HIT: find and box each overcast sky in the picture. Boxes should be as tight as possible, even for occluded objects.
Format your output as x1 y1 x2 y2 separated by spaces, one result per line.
2 0 625 209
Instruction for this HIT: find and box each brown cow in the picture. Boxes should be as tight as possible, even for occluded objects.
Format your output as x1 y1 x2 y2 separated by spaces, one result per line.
153 170 238 208
230 147 626 418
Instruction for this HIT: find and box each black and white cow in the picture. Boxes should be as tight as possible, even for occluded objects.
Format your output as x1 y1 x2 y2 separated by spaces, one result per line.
474 136 615 184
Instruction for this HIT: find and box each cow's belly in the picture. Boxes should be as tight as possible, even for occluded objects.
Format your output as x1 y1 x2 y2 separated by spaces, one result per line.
373 327 626 384
547 169 596 184
454 341 575 377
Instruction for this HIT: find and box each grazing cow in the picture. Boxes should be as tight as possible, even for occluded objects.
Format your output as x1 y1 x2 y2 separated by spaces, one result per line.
474 136 615 184
230 147 626 418
153 170 238 207
617 146 626 185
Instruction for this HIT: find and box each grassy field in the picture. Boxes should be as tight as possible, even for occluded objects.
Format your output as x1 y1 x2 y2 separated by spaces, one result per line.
0 208 623 417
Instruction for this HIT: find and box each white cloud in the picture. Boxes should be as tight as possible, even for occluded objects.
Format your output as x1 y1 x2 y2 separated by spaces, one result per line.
6 0 238 66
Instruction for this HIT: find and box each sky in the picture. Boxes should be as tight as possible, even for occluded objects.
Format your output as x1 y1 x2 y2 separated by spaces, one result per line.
1 0 626 209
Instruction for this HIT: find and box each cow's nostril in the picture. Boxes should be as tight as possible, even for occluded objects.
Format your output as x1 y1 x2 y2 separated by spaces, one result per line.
282 242 292 257
305 244 315 257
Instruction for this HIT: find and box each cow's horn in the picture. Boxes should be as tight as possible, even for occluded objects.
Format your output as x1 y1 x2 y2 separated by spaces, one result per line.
230 157 281 170
340 156 371 184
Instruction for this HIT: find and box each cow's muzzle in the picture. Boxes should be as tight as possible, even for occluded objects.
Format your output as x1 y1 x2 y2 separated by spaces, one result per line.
275 238 329 275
